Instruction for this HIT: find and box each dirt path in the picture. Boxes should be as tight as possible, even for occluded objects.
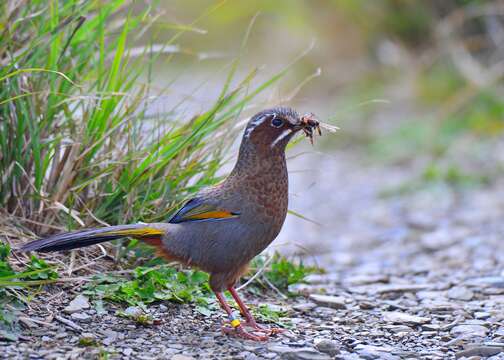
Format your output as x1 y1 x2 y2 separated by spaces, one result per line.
2 143 504 359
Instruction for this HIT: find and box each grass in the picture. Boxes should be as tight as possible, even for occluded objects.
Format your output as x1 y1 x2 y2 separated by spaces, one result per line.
0 0 302 258
0 0 312 340
83 265 214 311
0 0 284 232
80 252 318 324
78 336 100 347
0 244 58 287
249 252 320 293
0 244 58 340
0 2 320 335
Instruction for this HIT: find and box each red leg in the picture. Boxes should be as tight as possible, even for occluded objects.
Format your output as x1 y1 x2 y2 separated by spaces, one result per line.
227 287 284 335
214 292 268 341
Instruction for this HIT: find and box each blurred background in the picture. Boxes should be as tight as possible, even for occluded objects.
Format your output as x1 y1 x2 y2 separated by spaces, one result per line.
143 0 504 265
2 0 504 269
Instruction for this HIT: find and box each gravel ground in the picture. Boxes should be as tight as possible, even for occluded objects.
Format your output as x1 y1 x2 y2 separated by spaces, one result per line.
2 143 504 359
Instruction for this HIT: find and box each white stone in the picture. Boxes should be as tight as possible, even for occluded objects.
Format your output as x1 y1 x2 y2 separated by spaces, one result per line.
64 295 90 314
308 294 347 309
383 311 431 325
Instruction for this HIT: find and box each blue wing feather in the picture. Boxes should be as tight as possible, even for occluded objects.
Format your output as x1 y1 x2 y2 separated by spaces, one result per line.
169 197 239 224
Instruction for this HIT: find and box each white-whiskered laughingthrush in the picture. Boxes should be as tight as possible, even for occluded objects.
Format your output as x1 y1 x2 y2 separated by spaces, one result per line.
21 107 330 341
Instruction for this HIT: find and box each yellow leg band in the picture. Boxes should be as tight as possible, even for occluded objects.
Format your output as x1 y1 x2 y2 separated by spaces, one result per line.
230 319 241 328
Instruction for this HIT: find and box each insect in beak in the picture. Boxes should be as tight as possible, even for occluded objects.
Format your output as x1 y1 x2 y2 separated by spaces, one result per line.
299 113 339 145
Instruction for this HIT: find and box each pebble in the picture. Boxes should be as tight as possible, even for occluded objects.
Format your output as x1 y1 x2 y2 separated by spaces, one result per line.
124 306 143 317
373 284 431 294
354 344 399 360
240 352 259 360
304 273 340 285
64 295 90 314
382 311 431 325
308 294 347 310
267 344 293 354
406 212 437 230
314 339 340 356
386 325 413 333
359 301 377 310
171 355 195 360
293 302 318 312
495 327 504 336
420 227 467 250
344 274 389 286
455 346 504 358
466 277 504 289
474 311 491 320
416 290 444 300
422 324 441 331
422 299 460 313
447 286 474 301
262 352 278 359
70 312 91 323
451 324 489 338
101 329 119 338
280 348 330 360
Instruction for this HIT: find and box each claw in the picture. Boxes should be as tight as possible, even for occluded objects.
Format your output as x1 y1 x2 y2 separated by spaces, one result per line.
221 324 269 341
216 289 283 341
244 321 284 335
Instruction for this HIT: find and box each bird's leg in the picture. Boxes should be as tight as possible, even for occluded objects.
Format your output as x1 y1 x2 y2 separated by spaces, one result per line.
227 287 283 335
214 292 268 341
227 287 260 328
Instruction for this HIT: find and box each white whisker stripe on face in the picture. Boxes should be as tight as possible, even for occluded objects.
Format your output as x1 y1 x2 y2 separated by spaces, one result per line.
244 114 272 138
270 129 292 148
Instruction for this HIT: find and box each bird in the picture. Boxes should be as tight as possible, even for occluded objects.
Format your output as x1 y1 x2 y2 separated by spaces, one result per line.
20 107 325 341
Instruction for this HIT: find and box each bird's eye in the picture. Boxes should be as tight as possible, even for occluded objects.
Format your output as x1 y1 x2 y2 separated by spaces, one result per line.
271 117 284 128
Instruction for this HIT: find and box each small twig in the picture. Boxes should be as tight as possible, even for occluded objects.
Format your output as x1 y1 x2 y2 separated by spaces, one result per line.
83 207 110 227
237 256 274 291
263 276 288 300
52 201 85 227
281 67 322 103
440 315 465 332
68 250 76 276
54 315 83 332
18 316 58 329
44 291 66 303
97 244 108 257
437 2 504 87
52 276 91 283
13 217 64 231
70 254 108 273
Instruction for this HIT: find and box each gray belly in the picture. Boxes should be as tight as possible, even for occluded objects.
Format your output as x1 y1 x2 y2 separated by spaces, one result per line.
163 218 279 274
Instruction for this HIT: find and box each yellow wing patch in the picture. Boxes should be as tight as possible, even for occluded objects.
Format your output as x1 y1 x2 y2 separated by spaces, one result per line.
184 210 238 220
108 227 164 237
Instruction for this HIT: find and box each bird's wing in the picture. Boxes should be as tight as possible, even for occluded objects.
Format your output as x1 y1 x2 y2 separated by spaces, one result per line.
169 197 240 223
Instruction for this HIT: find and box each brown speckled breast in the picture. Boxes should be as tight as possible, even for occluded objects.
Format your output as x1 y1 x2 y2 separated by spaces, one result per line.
162 108 297 292
226 145 289 249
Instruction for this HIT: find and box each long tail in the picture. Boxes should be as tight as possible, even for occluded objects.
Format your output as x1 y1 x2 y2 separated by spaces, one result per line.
19 224 165 252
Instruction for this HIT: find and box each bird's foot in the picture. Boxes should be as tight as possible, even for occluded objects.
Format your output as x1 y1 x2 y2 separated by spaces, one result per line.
221 324 269 341
243 320 284 335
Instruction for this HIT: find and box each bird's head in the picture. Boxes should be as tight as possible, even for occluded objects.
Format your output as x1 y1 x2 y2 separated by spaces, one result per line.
242 107 321 152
